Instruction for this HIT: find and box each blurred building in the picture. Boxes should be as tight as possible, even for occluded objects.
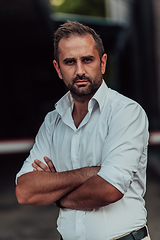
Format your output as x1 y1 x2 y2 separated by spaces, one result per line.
152 0 160 120
0 0 65 141
0 0 160 158
105 0 160 173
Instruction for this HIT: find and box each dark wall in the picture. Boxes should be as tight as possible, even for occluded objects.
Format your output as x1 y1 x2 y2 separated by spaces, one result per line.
0 0 65 139
0 0 159 141
118 0 159 130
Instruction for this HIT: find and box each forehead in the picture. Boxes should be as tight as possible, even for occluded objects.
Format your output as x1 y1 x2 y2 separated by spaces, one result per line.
58 34 98 59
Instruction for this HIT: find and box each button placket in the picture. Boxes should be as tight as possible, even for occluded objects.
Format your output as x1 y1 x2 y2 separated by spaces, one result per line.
71 130 80 168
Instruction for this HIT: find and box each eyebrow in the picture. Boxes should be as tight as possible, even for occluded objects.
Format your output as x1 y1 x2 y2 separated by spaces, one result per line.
63 55 95 63
63 57 75 63
81 55 95 61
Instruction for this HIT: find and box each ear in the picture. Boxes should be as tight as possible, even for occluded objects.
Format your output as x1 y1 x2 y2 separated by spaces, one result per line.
101 54 107 75
53 60 63 79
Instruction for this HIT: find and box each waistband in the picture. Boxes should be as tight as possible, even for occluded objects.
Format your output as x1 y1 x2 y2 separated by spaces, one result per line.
60 225 148 240
113 225 148 240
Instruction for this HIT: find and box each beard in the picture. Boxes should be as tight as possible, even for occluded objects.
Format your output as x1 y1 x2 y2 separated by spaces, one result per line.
67 74 103 102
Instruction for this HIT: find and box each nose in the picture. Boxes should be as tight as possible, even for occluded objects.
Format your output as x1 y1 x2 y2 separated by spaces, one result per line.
76 61 85 76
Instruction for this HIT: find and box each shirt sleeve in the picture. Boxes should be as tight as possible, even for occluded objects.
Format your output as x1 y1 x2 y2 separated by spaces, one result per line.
15 111 58 183
97 102 149 194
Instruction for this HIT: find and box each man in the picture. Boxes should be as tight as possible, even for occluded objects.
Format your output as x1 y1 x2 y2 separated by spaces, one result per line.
16 21 150 240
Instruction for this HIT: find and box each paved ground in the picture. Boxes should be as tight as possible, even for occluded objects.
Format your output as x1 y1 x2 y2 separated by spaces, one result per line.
0 154 160 240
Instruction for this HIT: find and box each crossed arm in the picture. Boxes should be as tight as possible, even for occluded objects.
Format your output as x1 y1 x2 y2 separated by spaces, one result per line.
16 157 123 210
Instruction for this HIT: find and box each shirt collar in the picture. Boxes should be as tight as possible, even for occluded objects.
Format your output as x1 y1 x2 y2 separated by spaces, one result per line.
89 80 109 113
55 80 109 115
55 91 73 116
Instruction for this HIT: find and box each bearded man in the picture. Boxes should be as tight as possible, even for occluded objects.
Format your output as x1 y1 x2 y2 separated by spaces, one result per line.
16 21 150 240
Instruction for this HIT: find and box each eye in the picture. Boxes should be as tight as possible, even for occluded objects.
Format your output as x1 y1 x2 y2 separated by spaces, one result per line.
82 57 94 63
64 59 76 65
84 58 91 63
67 60 74 65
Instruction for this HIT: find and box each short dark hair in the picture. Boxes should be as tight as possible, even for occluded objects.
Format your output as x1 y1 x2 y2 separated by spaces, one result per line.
53 21 105 62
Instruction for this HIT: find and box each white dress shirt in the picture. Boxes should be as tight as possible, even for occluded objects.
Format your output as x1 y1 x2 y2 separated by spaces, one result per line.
16 81 149 240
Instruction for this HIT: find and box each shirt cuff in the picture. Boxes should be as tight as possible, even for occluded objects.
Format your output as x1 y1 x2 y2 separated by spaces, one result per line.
97 166 132 194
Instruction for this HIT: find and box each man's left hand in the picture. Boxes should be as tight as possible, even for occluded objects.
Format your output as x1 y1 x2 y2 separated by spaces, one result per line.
32 156 56 173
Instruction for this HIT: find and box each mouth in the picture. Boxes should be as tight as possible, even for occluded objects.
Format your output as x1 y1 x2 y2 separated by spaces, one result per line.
74 78 92 87
75 80 88 85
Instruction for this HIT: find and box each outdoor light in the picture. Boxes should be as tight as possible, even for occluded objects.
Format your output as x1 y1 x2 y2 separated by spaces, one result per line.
49 0 65 6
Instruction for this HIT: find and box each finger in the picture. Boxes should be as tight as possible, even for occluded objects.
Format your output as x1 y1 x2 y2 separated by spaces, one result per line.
33 159 50 172
32 162 44 171
32 163 37 170
44 156 56 172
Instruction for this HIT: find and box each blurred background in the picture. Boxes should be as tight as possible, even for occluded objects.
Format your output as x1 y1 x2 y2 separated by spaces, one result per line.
0 0 160 239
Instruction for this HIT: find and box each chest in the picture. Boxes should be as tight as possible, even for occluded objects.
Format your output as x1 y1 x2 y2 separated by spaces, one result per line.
51 112 109 171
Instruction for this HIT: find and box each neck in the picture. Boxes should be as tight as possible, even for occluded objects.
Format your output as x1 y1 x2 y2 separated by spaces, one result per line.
74 100 89 115
72 98 89 128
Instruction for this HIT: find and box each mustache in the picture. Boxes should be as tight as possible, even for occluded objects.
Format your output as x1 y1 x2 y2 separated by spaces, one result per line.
72 75 92 84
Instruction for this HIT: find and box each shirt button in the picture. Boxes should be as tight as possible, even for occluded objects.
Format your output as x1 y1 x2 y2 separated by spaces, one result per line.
74 155 78 160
